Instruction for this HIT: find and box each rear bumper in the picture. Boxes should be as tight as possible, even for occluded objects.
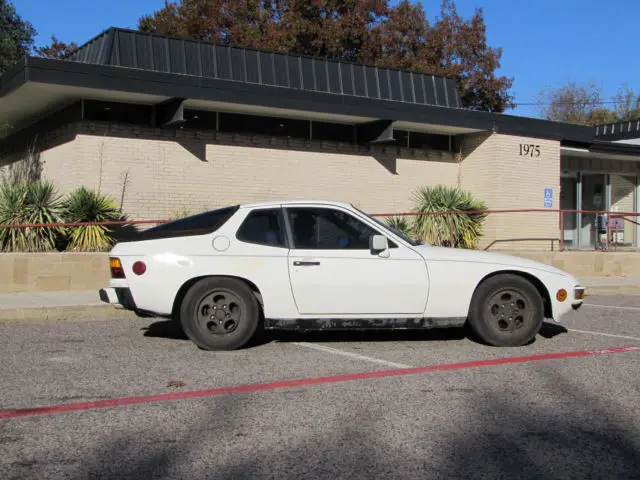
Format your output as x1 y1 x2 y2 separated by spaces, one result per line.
99 287 137 311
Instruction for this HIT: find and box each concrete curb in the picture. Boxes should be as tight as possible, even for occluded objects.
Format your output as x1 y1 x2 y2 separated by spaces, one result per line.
0 285 638 326
0 305 139 325
585 285 640 296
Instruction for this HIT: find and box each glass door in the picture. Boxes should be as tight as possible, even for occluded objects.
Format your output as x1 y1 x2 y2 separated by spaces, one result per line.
560 175 578 249
579 173 608 249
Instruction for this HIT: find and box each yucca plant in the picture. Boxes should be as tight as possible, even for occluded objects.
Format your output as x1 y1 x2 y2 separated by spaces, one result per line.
61 187 125 252
411 185 487 249
384 215 415 241
0 181 64 252
169 207 192 221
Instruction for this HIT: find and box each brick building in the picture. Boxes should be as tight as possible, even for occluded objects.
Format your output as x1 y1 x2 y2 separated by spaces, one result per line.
1 27 639 251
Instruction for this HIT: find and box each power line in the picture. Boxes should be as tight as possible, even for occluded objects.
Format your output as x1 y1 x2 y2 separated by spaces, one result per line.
515 99 640 107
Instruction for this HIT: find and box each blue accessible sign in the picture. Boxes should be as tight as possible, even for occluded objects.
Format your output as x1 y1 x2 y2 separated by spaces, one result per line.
544 188 553 208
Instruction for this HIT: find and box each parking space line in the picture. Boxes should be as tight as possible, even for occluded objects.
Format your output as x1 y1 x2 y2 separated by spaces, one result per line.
2 345 639 420
294 342 412 369
584 304 640 311
569 328 640 341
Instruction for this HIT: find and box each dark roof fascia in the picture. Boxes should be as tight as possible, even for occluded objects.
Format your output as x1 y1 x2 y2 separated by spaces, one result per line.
10 56 595 143
589 139 640 156
594 119 640 141
561 139 640 157
0 58 27 97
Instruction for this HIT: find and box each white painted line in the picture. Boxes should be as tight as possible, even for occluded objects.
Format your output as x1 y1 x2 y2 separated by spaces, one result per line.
583 304 640 311
294 342 412 369
568 328 640 341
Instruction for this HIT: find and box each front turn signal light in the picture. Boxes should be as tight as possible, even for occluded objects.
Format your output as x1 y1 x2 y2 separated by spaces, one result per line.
556 289 568 302
574 287 585 300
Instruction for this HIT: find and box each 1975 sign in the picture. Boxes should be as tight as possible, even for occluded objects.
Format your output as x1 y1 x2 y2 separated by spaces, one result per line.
519 144 541 157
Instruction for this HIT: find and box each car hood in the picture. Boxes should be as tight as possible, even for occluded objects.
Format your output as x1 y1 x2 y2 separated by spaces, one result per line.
412 244 569 277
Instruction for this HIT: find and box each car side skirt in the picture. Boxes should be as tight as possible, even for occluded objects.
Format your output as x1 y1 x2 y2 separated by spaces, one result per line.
263 317 467 330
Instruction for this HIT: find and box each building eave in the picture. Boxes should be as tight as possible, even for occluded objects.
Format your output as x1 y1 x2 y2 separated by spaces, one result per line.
0 56 601 144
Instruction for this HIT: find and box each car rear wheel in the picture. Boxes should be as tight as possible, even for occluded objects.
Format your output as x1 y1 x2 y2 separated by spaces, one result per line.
180 277 260 351
468 274 544 347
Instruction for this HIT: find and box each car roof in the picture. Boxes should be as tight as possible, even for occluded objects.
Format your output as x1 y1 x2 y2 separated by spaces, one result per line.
239 200 354 209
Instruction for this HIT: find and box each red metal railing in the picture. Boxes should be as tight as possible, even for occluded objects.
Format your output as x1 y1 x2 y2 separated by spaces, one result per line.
0 209 639 252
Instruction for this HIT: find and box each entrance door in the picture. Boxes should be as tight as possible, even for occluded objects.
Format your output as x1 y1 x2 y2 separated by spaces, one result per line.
285 206 430 315
580 173 608 249
560 175 578 248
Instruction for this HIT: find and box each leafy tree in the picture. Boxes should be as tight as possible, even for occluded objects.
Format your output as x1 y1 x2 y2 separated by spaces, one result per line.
537 82 640 125
34 35 78 59
0 0 36 74
138 0 513 112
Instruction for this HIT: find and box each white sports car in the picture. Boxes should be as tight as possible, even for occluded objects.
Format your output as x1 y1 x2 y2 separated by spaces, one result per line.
99 200 584 350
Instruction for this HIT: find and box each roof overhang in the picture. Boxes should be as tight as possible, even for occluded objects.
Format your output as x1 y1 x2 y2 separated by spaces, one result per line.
0 54 601 144
561 140 640 162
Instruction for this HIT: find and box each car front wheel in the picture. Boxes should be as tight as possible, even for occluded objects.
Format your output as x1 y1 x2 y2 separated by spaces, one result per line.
179 277 260 351
468 274 544 347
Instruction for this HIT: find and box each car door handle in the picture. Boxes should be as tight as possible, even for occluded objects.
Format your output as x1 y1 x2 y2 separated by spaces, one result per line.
293 261 320 266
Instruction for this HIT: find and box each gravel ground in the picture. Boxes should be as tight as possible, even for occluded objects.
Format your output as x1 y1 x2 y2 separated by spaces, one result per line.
1 295 639 479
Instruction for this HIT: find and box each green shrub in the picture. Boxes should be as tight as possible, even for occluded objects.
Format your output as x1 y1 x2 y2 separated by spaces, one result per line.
61 187 124 252
411 185 487 249
384 215 415 241
0 181 64 252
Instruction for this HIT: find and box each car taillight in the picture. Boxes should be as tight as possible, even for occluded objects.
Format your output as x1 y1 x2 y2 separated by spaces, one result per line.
132 261 146 276
110 257 125 278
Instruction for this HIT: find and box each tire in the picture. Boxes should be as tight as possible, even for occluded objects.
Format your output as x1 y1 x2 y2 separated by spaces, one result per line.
468 274 544 347
179 277 260 351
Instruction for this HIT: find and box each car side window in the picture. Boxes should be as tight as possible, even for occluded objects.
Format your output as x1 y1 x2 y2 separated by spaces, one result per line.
287 207 390 250
236 208 285 247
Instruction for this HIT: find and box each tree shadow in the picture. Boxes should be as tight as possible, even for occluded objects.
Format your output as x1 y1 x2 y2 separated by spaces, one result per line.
26 354 636 480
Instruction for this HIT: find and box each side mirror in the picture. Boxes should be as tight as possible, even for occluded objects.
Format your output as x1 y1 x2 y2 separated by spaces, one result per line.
369 234 389 254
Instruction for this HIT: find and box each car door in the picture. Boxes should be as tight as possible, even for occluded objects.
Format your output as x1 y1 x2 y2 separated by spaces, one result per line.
285 205 429 316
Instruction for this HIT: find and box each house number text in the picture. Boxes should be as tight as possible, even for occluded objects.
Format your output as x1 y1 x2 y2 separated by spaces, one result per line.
519 144 541 157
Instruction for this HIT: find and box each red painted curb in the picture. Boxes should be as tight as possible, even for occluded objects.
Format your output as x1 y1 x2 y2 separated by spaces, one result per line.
2 345 639 420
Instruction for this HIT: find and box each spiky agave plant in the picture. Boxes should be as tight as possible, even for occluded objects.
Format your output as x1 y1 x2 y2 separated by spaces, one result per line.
0 181 64 252
61 187 125 252
411 185 487 249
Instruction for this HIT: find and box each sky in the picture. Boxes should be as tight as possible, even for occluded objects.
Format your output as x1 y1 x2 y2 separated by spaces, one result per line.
13 0 640 118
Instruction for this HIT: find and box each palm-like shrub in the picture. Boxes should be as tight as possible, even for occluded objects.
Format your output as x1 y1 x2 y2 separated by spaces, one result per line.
411 185 487 249
384 215 415 241
61 187 124 252
0 181 64 252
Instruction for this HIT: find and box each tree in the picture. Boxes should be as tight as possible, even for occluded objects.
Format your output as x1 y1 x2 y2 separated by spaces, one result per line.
537 82 640 125
34 35 78 59
0 0 36 75
138 0 514 112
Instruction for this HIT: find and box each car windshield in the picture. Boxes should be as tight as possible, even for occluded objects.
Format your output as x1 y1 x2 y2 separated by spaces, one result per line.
351 205 422 247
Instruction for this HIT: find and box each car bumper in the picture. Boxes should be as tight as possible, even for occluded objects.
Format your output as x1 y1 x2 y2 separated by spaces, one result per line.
99 287 137 311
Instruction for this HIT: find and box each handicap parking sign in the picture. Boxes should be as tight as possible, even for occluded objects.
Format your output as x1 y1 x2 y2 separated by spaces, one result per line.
544 188 553 208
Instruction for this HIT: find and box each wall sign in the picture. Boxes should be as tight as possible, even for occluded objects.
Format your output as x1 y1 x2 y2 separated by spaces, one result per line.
519 144 541 157
544 188 553 208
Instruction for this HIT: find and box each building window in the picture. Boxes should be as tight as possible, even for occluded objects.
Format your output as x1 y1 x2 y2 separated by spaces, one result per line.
183 109 218 130
409 132 450 151
218 112 309 139
311 121 355 143
82 100 152 125
236 208 286 247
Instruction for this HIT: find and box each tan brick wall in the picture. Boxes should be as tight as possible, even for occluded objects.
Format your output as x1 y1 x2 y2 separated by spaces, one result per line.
460 133 561 251
33 122 460 221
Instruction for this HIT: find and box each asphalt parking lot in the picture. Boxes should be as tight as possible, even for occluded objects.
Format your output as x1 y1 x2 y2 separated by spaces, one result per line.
1 296 640 479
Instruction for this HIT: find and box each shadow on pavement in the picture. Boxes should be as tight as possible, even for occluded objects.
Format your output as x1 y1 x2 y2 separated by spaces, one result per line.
140 320 570 349
14 359 634 479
